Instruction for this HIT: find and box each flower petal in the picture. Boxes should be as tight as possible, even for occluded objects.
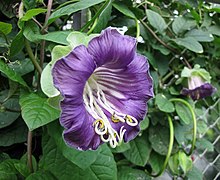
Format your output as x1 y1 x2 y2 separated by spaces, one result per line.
52 45 95 97
88 28 136 68
182 83 217 100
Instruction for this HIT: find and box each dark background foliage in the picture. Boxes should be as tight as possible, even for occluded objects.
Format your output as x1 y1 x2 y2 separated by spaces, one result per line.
0 0 219 179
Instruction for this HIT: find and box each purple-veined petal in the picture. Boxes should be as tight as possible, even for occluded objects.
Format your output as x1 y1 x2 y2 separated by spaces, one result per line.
88 28 136 68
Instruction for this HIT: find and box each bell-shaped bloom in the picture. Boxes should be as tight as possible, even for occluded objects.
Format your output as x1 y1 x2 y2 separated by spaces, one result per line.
182 76 216 100
52 28 154 150
180 65 216 101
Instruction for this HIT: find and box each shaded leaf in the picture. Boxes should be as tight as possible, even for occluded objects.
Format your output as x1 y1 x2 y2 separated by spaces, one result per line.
48 0 105 24
9 31 25 56
155 94 175 113
21 8 47 21
123 134 151 166
185 29 214 42
113 2 136 19
173 37 203 53
0 119 27 146
118 166 151 180
175 102 191 125
0 60 28 87
0 21 12 35
146 10 167 33
172 16 196 35
47 121 100 169
19 92 60 130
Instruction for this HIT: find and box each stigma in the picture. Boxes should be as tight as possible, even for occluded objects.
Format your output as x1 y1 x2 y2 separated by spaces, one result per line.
83 77 138 148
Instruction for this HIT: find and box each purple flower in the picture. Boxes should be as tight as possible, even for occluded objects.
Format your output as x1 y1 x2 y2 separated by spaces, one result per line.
52 28 154 150
181 75 216 100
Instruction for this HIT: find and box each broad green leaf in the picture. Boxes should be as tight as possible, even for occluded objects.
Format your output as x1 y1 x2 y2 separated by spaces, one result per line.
186 166 203 180
0 119 27 146
208 25 220 36
175 102 191 125
146 10 167 33
113 2 136 19
94 0 112 33
0 90 20 129
39 135 117 180
173 37 203 53
19 92 60 130
178 151 192 174
174 122 192 144
21 8 47 21
168 153 180 175
48 0 105 24
140 116 149 130
118 166 151 180
8 59 34 76
47 121 100 169
0 153 10 162
151 43 171 55
20 153 38 173
149 124 170 155
155 94 175 113
14 163 30 178
172 16 196 35
23 21 71 45
0 21 12 35
0 159 20 180
196 138 214 152
26 171 55 180
148 151 165 174
123 134 151 166
185 29 214 42
111 141 131 153
9 31 25 56
0 60 28 87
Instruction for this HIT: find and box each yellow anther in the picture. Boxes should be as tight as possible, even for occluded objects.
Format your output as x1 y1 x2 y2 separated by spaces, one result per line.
111 113 120 123
93 119 104 129
125 115 133 123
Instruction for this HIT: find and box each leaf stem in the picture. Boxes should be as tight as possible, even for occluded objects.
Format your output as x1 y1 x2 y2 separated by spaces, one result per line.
27 131 33 173
145 115 174 177
135 19 140 39
169 98 197 155
24 39 42 74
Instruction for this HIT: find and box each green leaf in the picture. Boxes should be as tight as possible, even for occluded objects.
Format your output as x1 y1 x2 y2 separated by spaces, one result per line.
48 0 105 24
186 166 203 180
155 94 175 113
0 119 28 146
149 124 170 155
118 166 151 180
140 117 149 130
148 151 165 174
26 171 55 180
178 151 192 174
39 135 117 180
9 31 25 56
172 16 196 35
41 31 71 45
19 92 60 130
111 141 131 153
175 102 191 125
173 37 203 53
47 121 100 170
0 159 20 180
0 60 28 87
0 21 12 35
196 138 214 152
94 0 112 33
113 2 136 19
0 90 20 129
21 8 47 21
185 29 214 42
23 21 41 42
123 134 151 166
8 59 34 76
174 122 192 144
146 10 167 33
208 25 220 36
